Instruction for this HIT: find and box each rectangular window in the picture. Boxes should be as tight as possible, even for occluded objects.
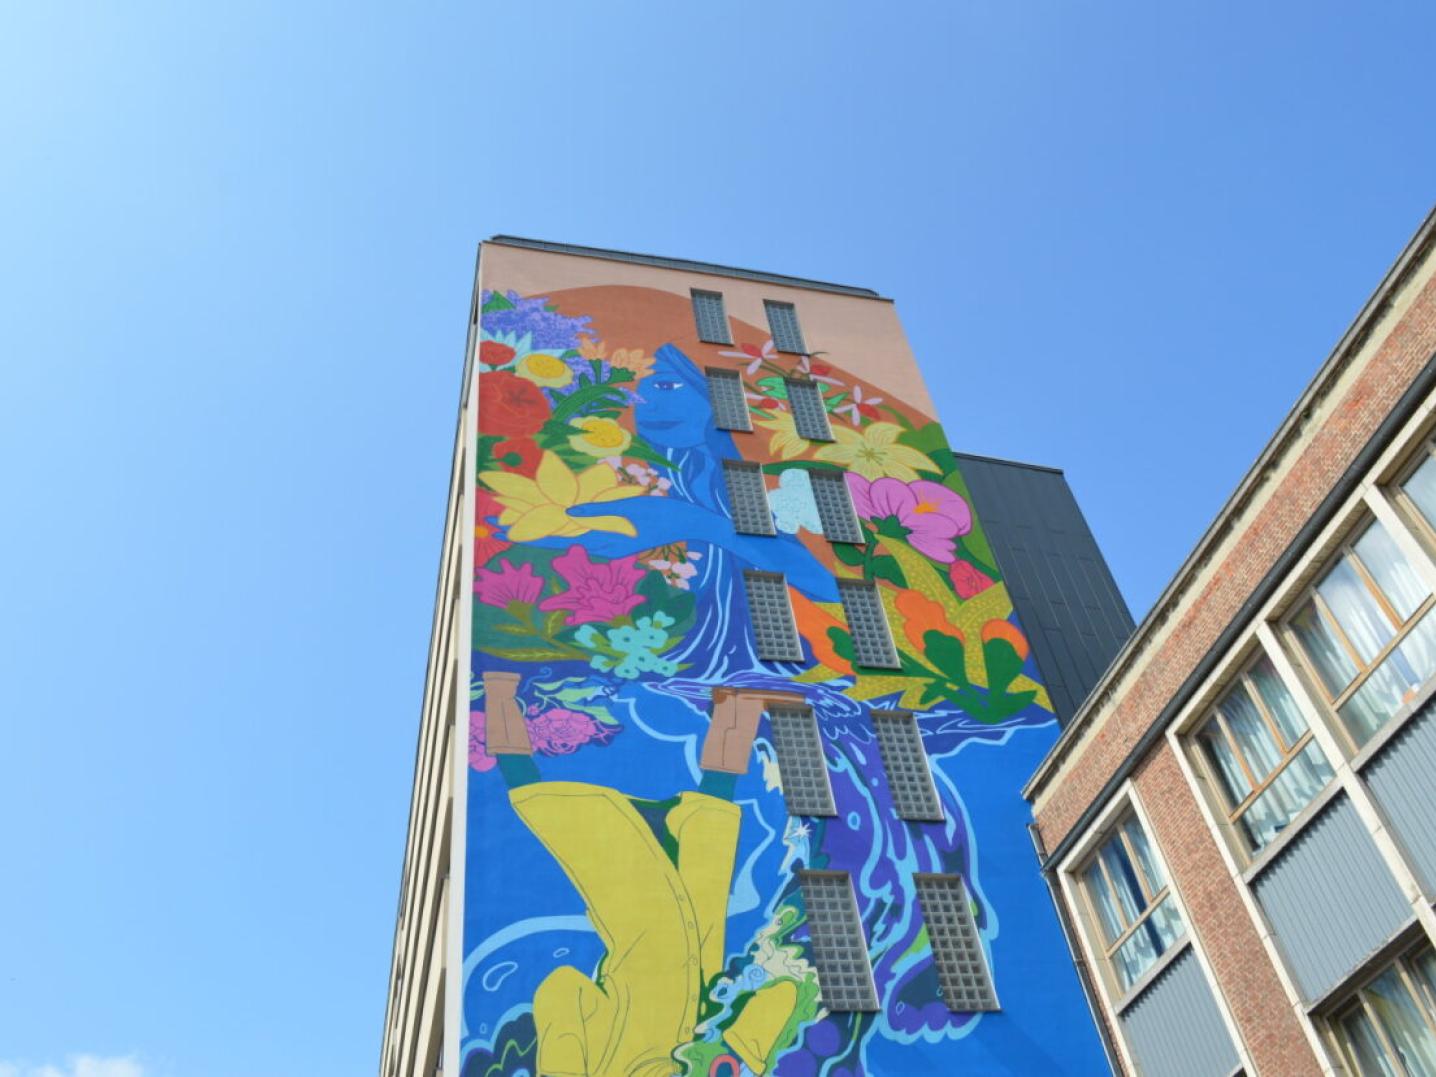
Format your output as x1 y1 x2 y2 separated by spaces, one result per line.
768 705 836 816
838 579 901 669
798 870 879 1011
810 469 864 544
1078 813 1185 993
873 710 944 821
1331 944 1436 1077
786 377 834 441
1287 518 1436 747
706 367 751 432
1401 444 1436 537
723 460 776 536
743 570 804 662
764 299 807 354
1192 652 1335 853
914 874 998 1012
692 289 732 345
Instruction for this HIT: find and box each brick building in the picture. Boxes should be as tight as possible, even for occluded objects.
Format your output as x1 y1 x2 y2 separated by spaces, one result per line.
1026 208 1436 1076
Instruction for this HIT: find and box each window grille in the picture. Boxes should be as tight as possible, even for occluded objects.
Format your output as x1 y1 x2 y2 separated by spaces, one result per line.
786 378 833 441
873 710 943 821
765 300 807 354
798 871 878 1011
768 705 836 816
838 579 900 668
723 460 775 535
743 570 803 662
692 289 732 345
809 469 863 543
706 367 751 431
914 874 998 1011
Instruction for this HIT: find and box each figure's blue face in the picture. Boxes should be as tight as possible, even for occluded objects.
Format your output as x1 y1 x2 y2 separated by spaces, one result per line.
637 344 714 449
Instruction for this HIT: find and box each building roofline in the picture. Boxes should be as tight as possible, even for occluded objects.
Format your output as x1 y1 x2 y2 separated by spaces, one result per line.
952 450 1065 476
1024 202 1436 805
484 235 889 300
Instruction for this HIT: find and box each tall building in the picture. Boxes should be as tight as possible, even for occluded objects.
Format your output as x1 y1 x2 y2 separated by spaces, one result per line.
1025 206 1436 1077
381 237 1133 1076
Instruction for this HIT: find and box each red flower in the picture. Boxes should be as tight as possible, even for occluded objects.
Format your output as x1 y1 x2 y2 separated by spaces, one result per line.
950 559 995 599
474 489 511 566
810 361 832 377
479 340 516 368
858 403 881 421
479 371 550 437
493 436 541 476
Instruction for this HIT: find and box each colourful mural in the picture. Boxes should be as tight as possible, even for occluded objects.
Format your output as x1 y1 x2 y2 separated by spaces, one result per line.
462 284 1107 1075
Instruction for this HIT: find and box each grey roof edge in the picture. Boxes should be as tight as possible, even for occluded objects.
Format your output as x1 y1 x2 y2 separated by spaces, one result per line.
952 450 1065 476
484 235 889 301
1024 201 1436 806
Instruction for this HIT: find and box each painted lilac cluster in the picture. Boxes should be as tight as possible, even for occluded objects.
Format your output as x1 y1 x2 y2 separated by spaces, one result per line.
480 290 592 350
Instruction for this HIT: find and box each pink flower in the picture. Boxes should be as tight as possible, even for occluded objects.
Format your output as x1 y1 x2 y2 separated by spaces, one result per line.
845 474 972 562
475 559 544 607
539 544 646 625
468 710 497 772
528 708 606 754
950 560 995 599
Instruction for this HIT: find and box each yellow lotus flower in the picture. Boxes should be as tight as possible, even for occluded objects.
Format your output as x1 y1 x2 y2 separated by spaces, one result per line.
515 352 574 389
608 347 655 380
480 451 643 541
755 411 809 461
815 421 937 481
568 416 633 457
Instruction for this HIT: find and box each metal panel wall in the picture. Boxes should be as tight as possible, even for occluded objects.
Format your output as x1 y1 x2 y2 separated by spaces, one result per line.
1252 793 1410 1002
1119 946 1240 1077
1363 698 1436 894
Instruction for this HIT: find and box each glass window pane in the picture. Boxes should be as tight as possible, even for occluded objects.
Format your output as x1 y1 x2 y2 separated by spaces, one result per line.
1250 654 1310 745
1111 895 1183 991
1405 454 1436 532
1319 557 1397 663
1292 599 1360 697
1355 521 1430 623
1413 950 1436 1013
1339 610 1436 746
1343 1006 1402 1077
1198 721 1252 808
1366 966 1436 1077
1121 816 1165 893
1098 838 1145 924
1241 741 1334 851
1219 682 1284 783
1082 861 1123 945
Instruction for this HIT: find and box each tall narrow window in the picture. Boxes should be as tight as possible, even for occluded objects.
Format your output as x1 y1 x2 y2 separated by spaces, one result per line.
692 289 732 345
723 460 776 536
838 579 900 669
743 570 803 662
1286 518 1436 747
768 705 836 816
798 871 879 1011
914 874 998 1012
810 469 864 544
873 710 943 821
1332 943 1436 1077
1400 443 1436 535
786 377 834 441
706 367 751 432
764 299 807 354
1077 812 1185 992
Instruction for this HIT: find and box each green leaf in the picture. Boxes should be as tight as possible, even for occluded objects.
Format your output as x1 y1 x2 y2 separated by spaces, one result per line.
479 645 580 663
755 375 789 400
481 291 515 313
543 609 571 637
870 555 906 587
832 542 866 567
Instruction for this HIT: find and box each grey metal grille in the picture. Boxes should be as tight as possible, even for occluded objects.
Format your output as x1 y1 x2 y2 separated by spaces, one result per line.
914 875 998 1012
768 706 836 816
722 460 775 535
786 378 833 441
873 710 944 821
692 289 732 345
799 871 878 1011
706 367 751 431
838 580 900 668
765 300 807 354
743 570 803 662
810 469 863 543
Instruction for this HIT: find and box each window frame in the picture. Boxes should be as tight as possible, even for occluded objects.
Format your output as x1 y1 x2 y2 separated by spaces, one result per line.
742 569 805 663
809 468 865 545
767 703 837 818
1328 942 1436 1077
872 709 944 822
691 288 733 346
837 578 902 669
764 299 807 354
797 869 880 1012
785 376 835 442
913 873 999 1012
722 458 776 536
705 366 752 432
1393 439 1436 552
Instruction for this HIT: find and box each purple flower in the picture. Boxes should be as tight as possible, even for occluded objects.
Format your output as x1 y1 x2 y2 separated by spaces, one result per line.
845 474 972 562
528 708 609 754
474 559 544 607
539 545 646 626
468 710 497 772
480 291 592 350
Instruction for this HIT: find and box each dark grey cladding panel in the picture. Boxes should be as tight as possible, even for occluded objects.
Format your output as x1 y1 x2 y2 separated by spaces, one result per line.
954 454 1135 727
1120 946 1241 1077
1363 696 1436 895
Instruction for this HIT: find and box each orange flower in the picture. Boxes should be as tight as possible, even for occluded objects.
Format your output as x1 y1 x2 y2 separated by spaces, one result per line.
895 589 965 653
609 347 655 379
980 619 1029 661
789 590 852 676
577 335 608 361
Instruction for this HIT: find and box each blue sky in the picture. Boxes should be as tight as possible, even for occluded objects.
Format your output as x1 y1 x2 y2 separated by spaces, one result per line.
1 3 1433 1074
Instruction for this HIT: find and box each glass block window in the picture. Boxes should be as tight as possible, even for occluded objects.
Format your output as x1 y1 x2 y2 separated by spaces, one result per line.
914 874 998 1012
810 469 864 544
764 300 807 354
838 580 900 669
798 870 879 1011
786 378 834 441
723 460 775 536
743 570 803 662
706 367 751 432
691 289 732 345
768 705 836 817
873 710 943 821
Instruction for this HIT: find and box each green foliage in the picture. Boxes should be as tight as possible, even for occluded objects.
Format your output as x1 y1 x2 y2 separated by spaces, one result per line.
480 291 515 313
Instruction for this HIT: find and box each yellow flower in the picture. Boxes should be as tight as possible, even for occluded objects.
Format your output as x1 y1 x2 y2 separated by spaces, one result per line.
515 352 574 389
479 451 643 541
755 411 809 461
568 416 633 457
577 335 608 361
815 421 937 481
608 347 655 380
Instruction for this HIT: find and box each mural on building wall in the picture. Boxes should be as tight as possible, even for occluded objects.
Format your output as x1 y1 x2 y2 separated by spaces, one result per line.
461 284 1090 1076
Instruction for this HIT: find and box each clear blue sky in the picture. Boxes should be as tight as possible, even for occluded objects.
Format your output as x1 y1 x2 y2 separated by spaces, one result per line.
1 3 1432 1074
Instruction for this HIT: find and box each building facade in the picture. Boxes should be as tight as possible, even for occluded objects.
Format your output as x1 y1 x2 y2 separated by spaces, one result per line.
1025 207 1436 1077
382 237 1132 1076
